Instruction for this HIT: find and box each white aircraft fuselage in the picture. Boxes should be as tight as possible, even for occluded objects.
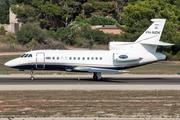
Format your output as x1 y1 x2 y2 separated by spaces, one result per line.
5 49 165 71
4 19 174 80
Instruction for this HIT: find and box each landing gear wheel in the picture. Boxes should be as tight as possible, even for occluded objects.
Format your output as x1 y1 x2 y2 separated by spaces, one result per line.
30 69 35 81
93 75 98 80
30 76 35 81
93 72 102 80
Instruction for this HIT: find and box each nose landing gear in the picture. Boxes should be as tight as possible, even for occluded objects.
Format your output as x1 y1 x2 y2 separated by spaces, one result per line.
30 69 35 81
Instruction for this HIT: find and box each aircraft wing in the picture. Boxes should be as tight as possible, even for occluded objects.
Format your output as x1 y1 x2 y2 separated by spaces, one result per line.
73 67 128 73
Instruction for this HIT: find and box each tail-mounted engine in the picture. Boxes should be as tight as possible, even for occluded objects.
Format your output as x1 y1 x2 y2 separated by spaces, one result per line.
113 53 140 62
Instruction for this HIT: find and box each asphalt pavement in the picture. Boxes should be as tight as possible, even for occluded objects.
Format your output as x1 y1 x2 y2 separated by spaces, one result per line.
0 74 180 90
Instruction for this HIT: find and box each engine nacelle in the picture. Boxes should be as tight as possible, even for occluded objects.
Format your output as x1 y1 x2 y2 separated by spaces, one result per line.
113 53 140 61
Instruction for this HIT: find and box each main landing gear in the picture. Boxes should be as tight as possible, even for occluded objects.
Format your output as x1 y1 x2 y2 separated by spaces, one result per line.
30 69 35 81
93 72 102 80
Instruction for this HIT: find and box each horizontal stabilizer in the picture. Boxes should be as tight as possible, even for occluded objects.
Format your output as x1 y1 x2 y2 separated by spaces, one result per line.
140 41 174 46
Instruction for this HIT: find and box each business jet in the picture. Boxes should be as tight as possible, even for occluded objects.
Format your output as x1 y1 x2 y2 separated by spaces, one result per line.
4 19 173 80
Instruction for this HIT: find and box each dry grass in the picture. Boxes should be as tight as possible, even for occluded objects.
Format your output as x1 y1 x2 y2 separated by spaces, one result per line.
0 90 180 118
0 42 31 52
92 44 109 50
129 61 180 74
67 44 109 50
0 35 4 40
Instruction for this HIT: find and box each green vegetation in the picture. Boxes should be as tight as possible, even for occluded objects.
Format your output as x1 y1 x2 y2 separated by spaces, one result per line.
2 0 179 60
73 15 117 26
119 0 180 60
46 25 121 47
0 26 6 35
82 1 117 19
0 0 9 24
1 33 17 44
87 15 117 25
120 0 180 42
16 22 46 45
11 0 82 28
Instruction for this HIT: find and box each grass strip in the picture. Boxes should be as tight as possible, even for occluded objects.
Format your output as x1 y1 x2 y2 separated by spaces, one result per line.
0 90 180 118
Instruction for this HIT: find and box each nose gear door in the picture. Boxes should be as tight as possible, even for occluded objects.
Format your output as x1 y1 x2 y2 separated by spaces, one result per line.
36 52 45 69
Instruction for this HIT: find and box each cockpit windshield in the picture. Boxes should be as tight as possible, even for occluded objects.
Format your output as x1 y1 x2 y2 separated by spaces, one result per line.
28 54 32 57
20 54 25 58
24 54 28 57
20 54 33 58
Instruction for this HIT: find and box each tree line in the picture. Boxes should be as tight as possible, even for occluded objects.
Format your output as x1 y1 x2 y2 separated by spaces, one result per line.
0 0 10 24
0 0 180 60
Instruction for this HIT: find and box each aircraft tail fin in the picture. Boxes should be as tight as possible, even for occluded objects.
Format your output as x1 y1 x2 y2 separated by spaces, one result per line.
109 19 173 53
135 19 166 43
135 19 173 53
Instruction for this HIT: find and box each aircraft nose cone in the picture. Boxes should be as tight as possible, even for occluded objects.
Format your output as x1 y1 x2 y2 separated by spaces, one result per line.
4 61 11 67
4 60 15 67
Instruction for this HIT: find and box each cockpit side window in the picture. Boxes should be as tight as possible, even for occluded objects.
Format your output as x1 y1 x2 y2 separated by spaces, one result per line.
20 54 26 58
24 54 29 57
28 54 32 57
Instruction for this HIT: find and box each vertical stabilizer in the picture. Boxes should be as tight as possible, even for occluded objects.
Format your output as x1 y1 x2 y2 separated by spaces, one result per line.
109 19 173 53
135 19 166 43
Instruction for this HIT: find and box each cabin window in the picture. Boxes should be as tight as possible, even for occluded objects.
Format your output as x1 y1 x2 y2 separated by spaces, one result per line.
74 57 76 60
78 57 80 60
53 57 55 60
61 56 63 60
87 57 89 60
91 57 94 60
46 57 51 60
57 57 59 60
100 57 102 60
95 57 98 60
24 54 28 58
28 54 32 57
119 55 128 59
69 57 72 60
20 54 26 58
82 57 85 60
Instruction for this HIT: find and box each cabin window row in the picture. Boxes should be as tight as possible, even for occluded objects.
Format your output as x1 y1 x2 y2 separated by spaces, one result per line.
69 57 102 60
46 57 102 60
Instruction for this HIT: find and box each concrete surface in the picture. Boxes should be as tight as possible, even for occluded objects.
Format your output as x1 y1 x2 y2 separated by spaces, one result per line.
0 74 180 90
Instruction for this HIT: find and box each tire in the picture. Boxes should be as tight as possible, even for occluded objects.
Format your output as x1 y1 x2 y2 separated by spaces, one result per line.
30 76 35 81
93 75 98 80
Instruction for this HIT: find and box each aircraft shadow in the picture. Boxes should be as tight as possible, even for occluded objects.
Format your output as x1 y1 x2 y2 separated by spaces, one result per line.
0 77 176 84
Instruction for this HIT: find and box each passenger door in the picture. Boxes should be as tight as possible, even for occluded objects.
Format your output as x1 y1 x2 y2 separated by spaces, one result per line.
36 52 45 69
